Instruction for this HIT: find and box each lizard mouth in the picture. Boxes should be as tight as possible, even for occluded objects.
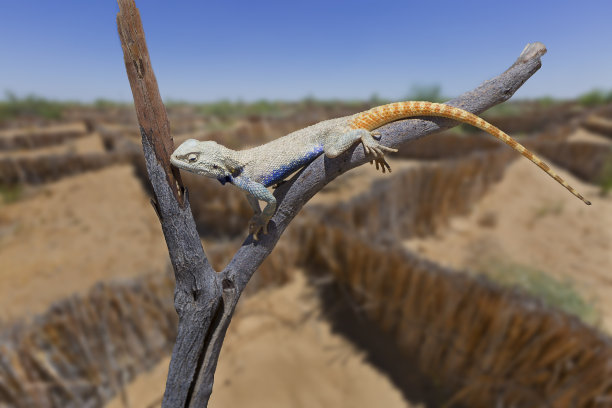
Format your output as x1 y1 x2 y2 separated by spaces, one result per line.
169 155 184 169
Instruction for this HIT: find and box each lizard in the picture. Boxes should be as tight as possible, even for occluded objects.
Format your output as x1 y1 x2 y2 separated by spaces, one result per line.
171 101 591 240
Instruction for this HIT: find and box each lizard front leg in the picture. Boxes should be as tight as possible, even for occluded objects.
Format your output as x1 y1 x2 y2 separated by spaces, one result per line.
233 176 276 240
323 129 397 173
245 193 262 215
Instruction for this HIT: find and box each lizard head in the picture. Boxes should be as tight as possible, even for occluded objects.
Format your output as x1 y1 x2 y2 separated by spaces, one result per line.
171 139 243 182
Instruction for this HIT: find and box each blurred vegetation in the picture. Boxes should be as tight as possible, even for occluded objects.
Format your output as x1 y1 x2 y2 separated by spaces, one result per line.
597 151 612 197
0 92 70 122
166 98 331 121
164 97 377 125
0 184 22 205
367 93 391 107
3 87 612 125
577 89 612 107
534 96 557 108
478 259 598 325
297 96 365 110
484 97 564 116
92 98 131 109
405 84 445 103
196 99 288 119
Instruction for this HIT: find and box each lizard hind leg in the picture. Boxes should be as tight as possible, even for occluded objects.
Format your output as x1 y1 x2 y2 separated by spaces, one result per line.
323 129 397 173
362 130 397 173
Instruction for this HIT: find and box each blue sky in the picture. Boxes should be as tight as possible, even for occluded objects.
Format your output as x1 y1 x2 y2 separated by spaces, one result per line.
1 0 610 102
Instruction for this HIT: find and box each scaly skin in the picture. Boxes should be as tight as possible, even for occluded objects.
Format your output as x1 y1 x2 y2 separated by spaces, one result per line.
171 101 590 240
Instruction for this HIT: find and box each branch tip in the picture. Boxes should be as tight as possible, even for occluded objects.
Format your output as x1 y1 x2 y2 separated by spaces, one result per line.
518 42 547 63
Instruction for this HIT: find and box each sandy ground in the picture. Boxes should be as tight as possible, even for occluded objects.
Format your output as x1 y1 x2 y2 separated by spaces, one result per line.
0 165 169 322
404 158 612 329
106 272 413 408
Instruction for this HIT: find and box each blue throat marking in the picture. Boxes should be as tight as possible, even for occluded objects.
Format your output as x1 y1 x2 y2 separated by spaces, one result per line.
218 175 233 185
261 144 324 187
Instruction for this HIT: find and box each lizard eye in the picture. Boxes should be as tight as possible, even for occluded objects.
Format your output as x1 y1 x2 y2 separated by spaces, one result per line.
212 165 219 170
188 153 198 162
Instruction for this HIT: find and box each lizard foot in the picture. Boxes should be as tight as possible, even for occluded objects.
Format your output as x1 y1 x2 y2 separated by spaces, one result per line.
360 131 398 159
361 131 397 173
248 214 270 241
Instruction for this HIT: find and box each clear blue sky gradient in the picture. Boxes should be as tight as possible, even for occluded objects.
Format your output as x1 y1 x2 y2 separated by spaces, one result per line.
1 0 610 102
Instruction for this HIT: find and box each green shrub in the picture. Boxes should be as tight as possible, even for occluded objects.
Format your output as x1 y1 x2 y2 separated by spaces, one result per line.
0 91 68 121
405 84 444 103
93 98 127 109
477 258 598 325
578 89 612 107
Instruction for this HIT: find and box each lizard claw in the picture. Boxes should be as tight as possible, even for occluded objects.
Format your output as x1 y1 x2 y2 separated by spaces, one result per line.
373 157 392 173
381 145 398 153
248 214 270 241
359 130 397 173
373 145 398 156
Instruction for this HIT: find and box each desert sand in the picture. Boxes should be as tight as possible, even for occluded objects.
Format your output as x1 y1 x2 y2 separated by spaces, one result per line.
0 165 169 322
106 272 415 408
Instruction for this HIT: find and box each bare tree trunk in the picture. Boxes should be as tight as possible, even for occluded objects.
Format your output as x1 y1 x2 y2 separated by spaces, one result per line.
116 1 547 406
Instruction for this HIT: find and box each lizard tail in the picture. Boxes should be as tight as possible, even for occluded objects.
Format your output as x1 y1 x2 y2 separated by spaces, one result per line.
350 101 591 206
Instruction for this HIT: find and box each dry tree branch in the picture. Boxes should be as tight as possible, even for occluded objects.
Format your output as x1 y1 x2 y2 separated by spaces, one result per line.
116 1 546 405
116 1 221 406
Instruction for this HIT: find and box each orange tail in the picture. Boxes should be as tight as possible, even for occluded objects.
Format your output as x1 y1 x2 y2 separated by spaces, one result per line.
351 101 591 205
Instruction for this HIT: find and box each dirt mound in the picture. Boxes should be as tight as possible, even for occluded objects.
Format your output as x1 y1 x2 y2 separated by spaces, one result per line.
582 114 612 139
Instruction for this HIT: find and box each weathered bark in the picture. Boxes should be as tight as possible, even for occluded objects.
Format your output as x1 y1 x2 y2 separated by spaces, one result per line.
116 1 547 405
117 2 220 406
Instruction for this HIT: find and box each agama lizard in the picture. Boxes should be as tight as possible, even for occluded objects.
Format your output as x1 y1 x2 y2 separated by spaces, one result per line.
171 101 591 239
